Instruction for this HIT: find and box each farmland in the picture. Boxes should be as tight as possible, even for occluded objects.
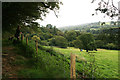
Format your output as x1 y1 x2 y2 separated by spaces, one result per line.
2 2 120 79
45 46 119 78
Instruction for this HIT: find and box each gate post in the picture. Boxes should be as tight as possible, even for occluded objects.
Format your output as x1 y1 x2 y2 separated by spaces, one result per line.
26 37 28 45
70 53 76 79
21 33 24 41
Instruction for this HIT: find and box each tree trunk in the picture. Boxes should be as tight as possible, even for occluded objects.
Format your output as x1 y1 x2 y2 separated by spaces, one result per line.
26 37 28 45
21 33 24 41
86 50 88 52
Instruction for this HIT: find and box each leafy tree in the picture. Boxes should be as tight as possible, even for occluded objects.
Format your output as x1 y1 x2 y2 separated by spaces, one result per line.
105 43 117 50
3 2 62 31
48 38 56 46
95 40 104 48
78 33 96 52
53 26 57 35
15 26 21 41
49 36 68 48
72 39 83 49
56 31 64 36
65 30 77 42
40 40 49 46
43 33 53 40
75 31 81 37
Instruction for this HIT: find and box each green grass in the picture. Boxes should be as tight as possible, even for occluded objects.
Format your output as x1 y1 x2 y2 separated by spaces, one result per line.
2 39 119 78
9 39 70 78
45 46 119 78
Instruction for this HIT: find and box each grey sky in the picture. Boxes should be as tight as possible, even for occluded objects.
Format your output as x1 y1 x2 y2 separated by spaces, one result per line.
36 0 119 28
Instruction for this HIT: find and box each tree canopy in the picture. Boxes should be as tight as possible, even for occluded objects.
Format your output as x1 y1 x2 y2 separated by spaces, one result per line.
92 0 119 18
77 33 96 52
2 2 62 31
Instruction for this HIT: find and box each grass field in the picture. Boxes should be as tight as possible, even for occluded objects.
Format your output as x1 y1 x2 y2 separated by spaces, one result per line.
44 46 119 78
2 39 119 78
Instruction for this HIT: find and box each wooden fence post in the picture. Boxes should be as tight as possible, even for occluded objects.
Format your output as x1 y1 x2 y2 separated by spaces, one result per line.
70 53 76 79
70 53 73 78
26 37 28 45
35 40 38 54
21 33 24 41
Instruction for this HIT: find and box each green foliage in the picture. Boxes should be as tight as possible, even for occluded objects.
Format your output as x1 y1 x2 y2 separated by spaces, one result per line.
49 36 68 48
78 33 96 52
105 43 116 49
48 38 55 46
72 39 83 48
9 38 70 78
43 33 53 40
56 31 64 36
59 22 119 33
15 41 35 58
40 40 49 46
65 30 77 42
12 56 27 65
3 2 62 31
18 68 47 78
95 40 104 48
32 35 40 41
52 46 119 78
102 43 119 50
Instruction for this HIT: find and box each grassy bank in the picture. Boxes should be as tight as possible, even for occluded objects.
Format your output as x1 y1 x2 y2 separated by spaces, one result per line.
2 38 119 78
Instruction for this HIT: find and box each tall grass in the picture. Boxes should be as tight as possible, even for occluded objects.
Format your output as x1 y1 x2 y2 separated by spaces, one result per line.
11 39 70 78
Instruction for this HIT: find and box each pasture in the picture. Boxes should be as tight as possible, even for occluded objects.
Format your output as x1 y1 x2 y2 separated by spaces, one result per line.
45 46 119 78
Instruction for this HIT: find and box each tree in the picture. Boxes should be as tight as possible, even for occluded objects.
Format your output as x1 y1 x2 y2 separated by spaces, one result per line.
46 24 53 29
65 30 77 42
91 0 119 18
2 2 62 31
95 40 105 48
14 26 21 41
56 31 64 36
43 33 53 40
78 33 96 52
49 36 68 48
72 39 83 49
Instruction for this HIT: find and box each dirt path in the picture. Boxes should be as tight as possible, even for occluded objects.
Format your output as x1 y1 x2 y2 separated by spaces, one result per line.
2 46 23 78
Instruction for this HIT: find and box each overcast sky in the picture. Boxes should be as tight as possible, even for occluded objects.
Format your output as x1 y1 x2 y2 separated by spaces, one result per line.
36 0 119 28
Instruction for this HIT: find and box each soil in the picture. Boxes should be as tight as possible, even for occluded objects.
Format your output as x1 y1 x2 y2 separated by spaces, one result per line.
2 46 23 79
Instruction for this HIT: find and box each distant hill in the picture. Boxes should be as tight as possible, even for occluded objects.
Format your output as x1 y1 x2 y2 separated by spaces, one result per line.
58 21 119 32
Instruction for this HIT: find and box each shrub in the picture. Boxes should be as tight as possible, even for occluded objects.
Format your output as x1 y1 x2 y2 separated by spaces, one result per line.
95 40 105 48
105 43 118 50
49 36 68 48
40 40 49 46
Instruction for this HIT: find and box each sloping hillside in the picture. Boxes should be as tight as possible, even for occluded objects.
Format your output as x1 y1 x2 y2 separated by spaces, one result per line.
59 21 118 32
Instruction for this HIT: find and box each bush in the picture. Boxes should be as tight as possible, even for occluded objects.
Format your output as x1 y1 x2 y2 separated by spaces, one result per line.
95 40 105 48
104 43 118 50
49 36 68 48
68 42 74 47
40 40 49 46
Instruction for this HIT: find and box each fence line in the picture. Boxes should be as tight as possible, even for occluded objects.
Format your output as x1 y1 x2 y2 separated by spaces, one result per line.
21 33 77 78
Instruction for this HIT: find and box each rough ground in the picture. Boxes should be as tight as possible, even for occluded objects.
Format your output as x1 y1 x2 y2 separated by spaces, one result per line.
2 46 24 79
